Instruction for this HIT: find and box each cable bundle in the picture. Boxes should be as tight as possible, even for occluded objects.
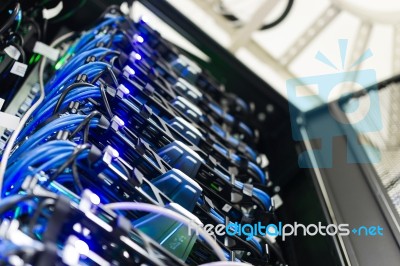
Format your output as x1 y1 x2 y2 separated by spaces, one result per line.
0 5 285 266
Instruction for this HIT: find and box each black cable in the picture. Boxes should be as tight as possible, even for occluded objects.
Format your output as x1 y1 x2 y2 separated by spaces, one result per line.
47 143 92 184
218 0 294 31
260 0 293 30
122 0 137 30
0 193 57 214
83 123 90 143
52 82 95 114
9 32 24 46
97 5 124 21
28 198 56 235
115 158 131 178
98 50 120 61
117 29 135 49
72 160 84 193
91 69 106 84
106 66 119 88
88 72 114 119
24 17 42 41
42 19 48 42
69 111 102 139
106 31 117 48
100 83 114 119
0 3 21 36
110 55 118 66
92 55 120 85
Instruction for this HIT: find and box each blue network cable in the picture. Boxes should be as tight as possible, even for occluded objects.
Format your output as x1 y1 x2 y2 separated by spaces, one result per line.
75 34 112 54
39 88 101 118
69 17 125 54
44 61 109 94
4 141 77 196
6 149 90 197
45 62 110 97
37 86 100 117
213 143 266 185
18 60 109 140
0 12 277 265
243 184 271 212
36 149 90 178
248 161 267 184
210 124 258 161
14 119 98 162
54 48 114 77
7 141 77 176
12 115 99 161
208 102 253 138
55 174 75 185
19 87 102 140
214 168 271 211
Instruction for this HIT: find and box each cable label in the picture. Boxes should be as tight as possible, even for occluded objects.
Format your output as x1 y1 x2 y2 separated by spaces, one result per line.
33 41 60 61
10 62 28 77
0 112 20 130
4 46 21 60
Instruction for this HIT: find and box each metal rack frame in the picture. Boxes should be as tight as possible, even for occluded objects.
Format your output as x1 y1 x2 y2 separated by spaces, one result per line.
299 75 400 265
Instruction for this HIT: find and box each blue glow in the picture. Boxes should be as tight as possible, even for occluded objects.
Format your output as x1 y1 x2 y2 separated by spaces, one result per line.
75 239 89 255
90 193 101 205
134 34 144 44
111 148 119 158
134 53 142 60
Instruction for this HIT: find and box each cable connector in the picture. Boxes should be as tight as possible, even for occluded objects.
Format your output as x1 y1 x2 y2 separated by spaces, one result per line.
110 116 125 131
135 138 146 156
75 74 88 83
130 168 144 186
139 103 152 119
21 175 57 198
55 130 70 140
116 84 129 99
95 42 105 48
79 189 101 212
102 146 119 165
96 114 110 131
0 219 42 249
87 144 102 166
67 101 80 114
85 56 96 64
122 65 135 79
143 83 155 96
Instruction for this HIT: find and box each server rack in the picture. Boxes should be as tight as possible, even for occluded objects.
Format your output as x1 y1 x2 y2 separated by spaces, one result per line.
136 1 400 265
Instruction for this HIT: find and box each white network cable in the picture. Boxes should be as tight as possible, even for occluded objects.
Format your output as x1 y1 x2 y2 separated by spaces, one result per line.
0 31 76 199
103 202 227 261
